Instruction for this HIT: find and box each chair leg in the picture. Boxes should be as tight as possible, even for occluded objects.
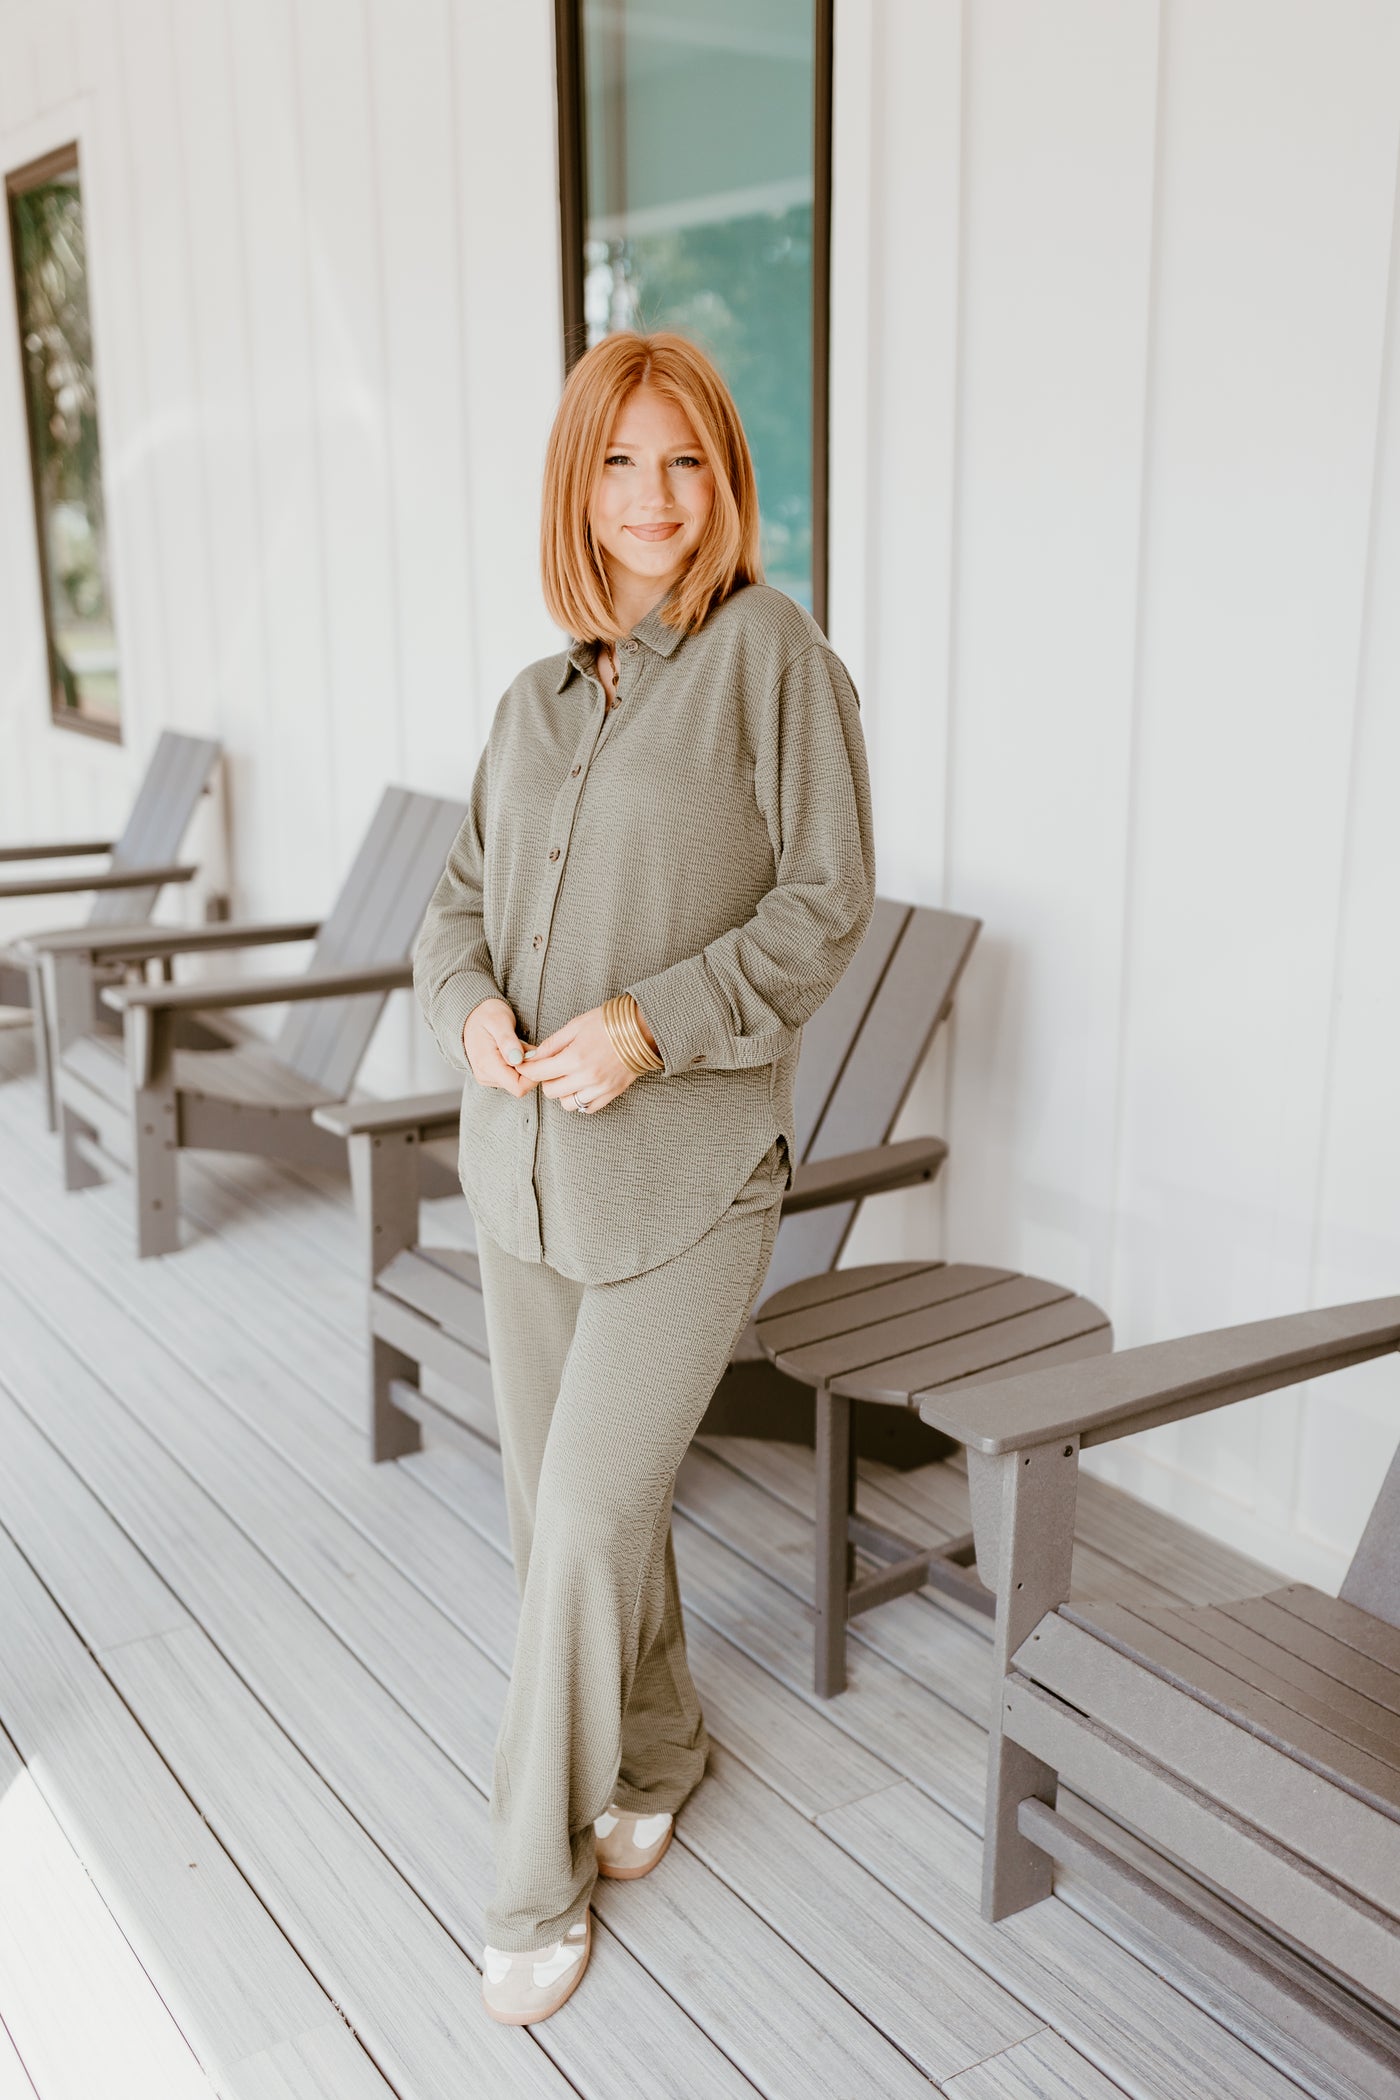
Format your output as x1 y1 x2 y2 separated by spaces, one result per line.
372 1339 423 1463
59 1099 103 1190
132 1080 180 1257
814 1385 855 1697
24 957 57 1131
971 1438 1080 1921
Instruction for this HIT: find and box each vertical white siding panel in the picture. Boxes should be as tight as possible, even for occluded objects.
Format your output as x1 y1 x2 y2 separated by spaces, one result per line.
296 0 413 1097
1300 141 1400 1561
0 11 39 135
294 0 401 872
828 0 964 1270
450 0 562 716
74 0 169 764
836 0 962 905
366 0 474 794
942 0 1159 1301
1096 0 1400 1578
118 0 219 742
32 3 76 109
169 0 271 914
224 0 333 919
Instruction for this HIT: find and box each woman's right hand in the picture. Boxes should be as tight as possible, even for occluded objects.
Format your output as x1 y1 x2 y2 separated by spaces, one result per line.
463 996 531 1094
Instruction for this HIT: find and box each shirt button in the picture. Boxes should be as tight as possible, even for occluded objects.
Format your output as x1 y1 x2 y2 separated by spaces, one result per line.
623 638 639 651
548 847 560 861
570 764 581 776
532 934 543 948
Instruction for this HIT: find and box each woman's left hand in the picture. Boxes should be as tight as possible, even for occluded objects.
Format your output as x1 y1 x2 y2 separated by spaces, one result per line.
515 1004 643 1113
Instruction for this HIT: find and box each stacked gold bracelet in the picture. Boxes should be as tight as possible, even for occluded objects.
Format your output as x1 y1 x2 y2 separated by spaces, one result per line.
603 993 664 1075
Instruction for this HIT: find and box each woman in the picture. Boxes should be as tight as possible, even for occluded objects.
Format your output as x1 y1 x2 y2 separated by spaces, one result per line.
414 329 876 2025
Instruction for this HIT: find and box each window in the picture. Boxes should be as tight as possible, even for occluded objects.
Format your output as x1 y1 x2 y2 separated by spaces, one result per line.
7 143 121 739
557 1 833 624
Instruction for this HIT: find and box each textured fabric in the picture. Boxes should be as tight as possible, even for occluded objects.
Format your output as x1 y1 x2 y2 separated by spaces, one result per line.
413 579 876 1284
476 1137 787 1952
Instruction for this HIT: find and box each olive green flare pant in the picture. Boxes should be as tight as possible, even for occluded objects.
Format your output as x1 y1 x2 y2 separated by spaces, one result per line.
474 1140 787 1953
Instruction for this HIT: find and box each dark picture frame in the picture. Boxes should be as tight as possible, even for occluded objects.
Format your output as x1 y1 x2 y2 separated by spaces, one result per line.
7 140 121 742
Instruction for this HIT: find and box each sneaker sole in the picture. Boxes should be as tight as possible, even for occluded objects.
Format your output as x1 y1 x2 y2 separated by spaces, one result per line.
482 1909 591 2025
595 1819 675 1880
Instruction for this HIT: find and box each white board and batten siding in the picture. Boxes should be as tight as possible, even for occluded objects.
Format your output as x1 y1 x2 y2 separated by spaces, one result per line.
0 0 1396 1588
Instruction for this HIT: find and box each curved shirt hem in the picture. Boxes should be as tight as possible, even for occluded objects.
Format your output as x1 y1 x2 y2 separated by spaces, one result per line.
460 1112 793 1287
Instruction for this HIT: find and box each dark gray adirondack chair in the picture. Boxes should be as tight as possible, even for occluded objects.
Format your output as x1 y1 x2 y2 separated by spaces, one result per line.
314 896 980 1468
50 787 467 1258
0 730 221 1128
918 1298 1400 2095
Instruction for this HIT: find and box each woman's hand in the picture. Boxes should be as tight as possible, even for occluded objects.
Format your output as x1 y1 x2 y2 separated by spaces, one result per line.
462 997 532 1094
515 1001 657 1113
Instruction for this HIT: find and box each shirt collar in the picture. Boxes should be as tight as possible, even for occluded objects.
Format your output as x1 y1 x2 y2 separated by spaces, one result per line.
554 582 687 693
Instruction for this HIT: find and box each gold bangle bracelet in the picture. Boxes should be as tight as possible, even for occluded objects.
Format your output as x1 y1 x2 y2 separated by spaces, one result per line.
604 1002 650 1075
620 1000 661 1069
604 993 663 1074
607 996 660 1074
602 998 643 1074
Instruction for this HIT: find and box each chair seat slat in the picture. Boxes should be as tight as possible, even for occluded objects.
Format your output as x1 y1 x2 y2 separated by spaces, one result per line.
1063 1600 1400 1822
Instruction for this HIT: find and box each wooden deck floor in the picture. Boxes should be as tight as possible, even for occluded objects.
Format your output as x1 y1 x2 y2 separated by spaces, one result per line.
0 1022 1333 2100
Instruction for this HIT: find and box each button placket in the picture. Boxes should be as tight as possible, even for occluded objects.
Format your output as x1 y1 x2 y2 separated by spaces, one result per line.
523 690 611 1038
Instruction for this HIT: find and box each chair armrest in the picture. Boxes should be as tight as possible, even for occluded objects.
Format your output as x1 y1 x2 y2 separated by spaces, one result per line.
19 917 321 962
102 960 412 1016
0 838 114 863
313 1089 462 1142
783 1135 948 1215
918 1296 1400 1456
0 862 198 902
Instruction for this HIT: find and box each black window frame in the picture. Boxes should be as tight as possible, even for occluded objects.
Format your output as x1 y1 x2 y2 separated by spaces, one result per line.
554 0 834 634
6 139 122 744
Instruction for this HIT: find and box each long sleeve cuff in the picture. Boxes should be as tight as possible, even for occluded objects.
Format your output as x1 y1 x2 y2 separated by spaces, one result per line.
424 967 504 1073
623 958 790 1077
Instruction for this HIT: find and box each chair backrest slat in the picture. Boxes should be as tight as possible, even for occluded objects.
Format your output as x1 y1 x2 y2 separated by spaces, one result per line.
92 730 220 925
275 788 468 1093
761 898 981 1301
791 894 911 1160
811 904 980 1163
1340 1436 1400 1632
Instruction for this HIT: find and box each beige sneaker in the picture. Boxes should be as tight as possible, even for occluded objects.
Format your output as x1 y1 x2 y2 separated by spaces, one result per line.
481 1910 591 2024
593 1803 675 1879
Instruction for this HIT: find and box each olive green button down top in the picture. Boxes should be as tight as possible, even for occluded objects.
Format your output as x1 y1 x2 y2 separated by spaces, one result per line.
413 580 877 1284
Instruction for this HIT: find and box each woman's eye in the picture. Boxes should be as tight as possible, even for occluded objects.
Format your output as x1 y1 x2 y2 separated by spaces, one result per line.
603 453 703 468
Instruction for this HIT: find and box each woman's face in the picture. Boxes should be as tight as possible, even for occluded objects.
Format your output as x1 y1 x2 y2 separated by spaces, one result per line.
587 384 716 604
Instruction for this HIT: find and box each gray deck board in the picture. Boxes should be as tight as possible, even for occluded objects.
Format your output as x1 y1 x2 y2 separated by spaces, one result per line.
0 1395 400 2100
943 2030 1129 2098
0 1030 1315 2099
0 2023 35 2100
820 1783 1310 2100
0 1718 218 2100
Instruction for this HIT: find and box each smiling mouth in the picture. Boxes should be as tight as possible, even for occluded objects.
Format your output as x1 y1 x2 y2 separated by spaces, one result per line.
626 524 682 540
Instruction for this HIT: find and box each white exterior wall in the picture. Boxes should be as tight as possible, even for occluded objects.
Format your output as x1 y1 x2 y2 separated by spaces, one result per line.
1 0 1396 1589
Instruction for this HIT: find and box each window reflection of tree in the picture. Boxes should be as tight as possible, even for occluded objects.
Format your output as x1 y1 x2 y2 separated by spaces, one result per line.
10 162 118 727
